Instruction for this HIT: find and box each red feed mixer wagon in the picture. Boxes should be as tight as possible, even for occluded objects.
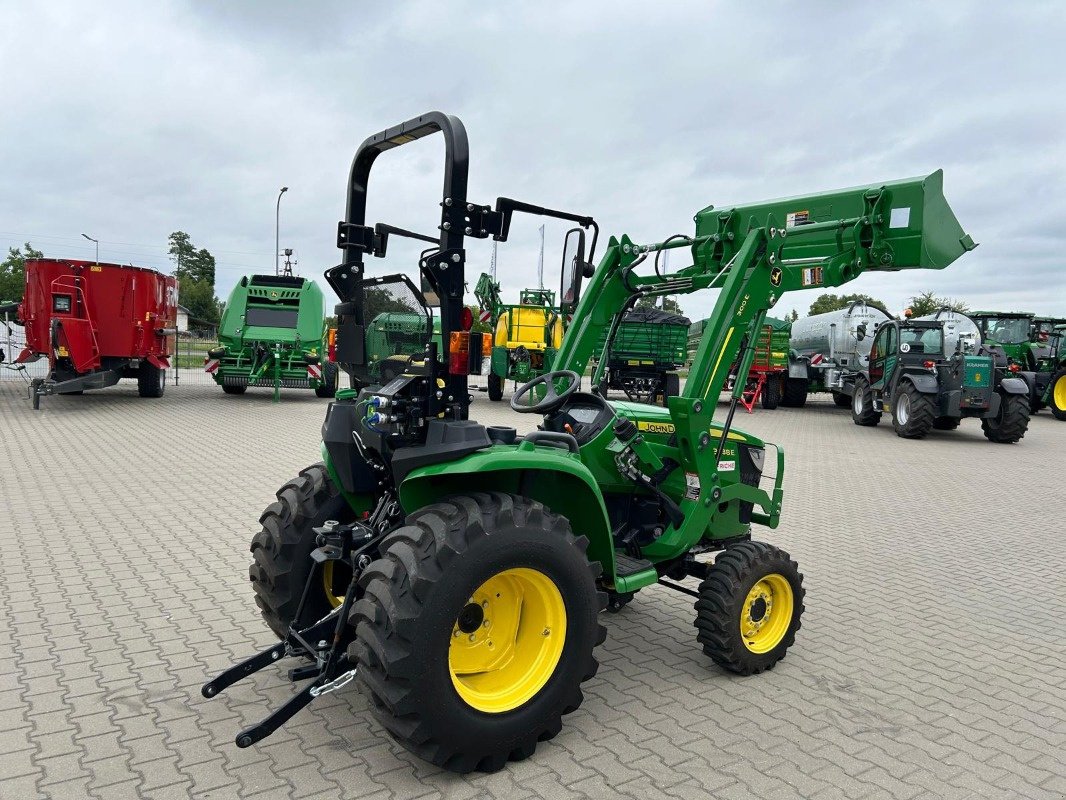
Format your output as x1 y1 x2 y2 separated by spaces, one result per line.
15 258 177 409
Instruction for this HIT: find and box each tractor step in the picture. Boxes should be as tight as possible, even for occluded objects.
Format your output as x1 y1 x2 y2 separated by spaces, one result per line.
613 553 659 594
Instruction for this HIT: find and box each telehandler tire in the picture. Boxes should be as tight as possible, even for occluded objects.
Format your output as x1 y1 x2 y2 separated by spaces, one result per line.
249 463 357 638
315 361 339 398
1049 369 1066 421
780 378 808 408
487 372 503 401
851 378 880 426
933 416 961 430
982 393 1030 443
348 492 606 773
891 383 935 439
761 378 781 410
222 383 247 395
694 542 804 676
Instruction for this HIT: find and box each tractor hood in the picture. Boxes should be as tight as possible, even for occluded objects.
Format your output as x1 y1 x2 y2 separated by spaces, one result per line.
610 400 764 446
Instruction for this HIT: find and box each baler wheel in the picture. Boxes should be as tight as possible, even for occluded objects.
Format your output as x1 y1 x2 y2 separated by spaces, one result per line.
981 393 1031 444
851 378 880 426
1049 369 1066 421
137 363 166 398
249 463 357 638
348 492 606 773
222 384 247 395
694 541 804 676
891 383 935 439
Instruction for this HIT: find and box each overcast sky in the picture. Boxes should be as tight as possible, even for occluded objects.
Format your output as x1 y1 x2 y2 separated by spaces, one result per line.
2 1 1063 322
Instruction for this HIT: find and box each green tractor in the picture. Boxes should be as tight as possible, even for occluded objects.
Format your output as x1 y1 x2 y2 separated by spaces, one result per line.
204 113 975 772
206 274 338 401
1038 323 1066 420
849 315 1030 442
969 311 1046 412
361 273 444 384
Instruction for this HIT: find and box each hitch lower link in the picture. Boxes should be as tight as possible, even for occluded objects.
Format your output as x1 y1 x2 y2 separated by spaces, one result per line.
200 520 375 748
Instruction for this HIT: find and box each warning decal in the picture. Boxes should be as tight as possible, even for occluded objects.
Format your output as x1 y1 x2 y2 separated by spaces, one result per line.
684 472 700 500
786 210 810 228
801 267 824 287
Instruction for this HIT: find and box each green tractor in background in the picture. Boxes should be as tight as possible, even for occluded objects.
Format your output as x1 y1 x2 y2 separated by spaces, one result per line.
970 310 1050 413
1038 323 1066 420
206 274 338 401
204 113 975 773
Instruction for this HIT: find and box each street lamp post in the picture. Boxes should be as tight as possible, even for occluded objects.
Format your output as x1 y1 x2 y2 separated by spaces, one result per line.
275 186 288 275
81 233 99 266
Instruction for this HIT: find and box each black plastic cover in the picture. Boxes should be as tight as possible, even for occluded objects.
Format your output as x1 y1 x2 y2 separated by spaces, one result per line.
390 419 492 483
321 401 379 494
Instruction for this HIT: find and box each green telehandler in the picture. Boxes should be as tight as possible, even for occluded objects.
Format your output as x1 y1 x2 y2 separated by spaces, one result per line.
203 113 975 772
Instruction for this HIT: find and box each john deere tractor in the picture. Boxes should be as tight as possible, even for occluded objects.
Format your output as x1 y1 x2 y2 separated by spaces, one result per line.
1039 323 1066 420
204 113 975 772
970 311 1047 412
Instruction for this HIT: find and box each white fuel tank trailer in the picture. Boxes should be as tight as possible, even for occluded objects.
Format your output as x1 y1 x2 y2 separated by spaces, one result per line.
790 302 892 370
913 309 983 354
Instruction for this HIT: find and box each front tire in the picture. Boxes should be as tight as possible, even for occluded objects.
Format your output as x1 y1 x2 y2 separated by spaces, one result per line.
349 493 606 773
1049 369 1066 421
694 542 804 675
249 464 356 638
982 393 1031 443
487 372 503 401
891 383 935 439
851 378 880 426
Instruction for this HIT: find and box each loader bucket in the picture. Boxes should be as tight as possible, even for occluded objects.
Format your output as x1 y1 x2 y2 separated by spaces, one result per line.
695 169 976 272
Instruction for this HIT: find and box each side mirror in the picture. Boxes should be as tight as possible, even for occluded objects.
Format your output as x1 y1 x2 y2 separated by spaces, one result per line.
420 275 441 307
559 227 587 317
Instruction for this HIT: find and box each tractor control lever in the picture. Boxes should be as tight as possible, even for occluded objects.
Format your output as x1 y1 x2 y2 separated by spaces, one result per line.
611 419 685 529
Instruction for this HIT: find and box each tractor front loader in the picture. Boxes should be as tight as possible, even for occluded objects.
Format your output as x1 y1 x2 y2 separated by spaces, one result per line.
203 112 975 773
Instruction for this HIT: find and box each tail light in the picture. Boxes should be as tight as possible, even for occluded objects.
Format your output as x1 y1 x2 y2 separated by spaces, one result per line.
327 328 337 362
1009 363 1020 373
923 360 936 369
460 306 474 331
449 331 470 375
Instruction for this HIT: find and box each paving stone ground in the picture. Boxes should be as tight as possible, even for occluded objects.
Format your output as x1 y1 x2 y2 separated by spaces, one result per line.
1 377 1064 800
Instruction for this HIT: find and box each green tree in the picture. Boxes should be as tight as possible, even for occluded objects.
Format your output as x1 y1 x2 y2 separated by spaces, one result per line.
635 295 684 315
0 243 43 302
788 308 799 323
180 278 222 326
168 231 216 285
807 293 890 317
906 291 969 317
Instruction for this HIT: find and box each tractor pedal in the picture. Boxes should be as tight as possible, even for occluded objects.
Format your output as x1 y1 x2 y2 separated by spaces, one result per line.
614 553 655 578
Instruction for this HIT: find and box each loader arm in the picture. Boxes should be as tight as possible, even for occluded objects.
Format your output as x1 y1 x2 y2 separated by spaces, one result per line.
555 169 976 540
474 272 502 324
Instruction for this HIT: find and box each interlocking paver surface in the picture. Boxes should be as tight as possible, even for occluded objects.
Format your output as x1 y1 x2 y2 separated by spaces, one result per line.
1 378 1064 799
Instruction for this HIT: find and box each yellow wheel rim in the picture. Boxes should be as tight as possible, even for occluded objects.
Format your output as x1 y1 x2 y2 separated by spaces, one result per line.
740 573 794 654
322 562 345 609
1054 375 1066 411
448 567 566 714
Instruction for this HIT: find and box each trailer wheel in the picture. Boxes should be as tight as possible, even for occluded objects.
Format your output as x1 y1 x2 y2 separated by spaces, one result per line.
249 463 357 638
891 383 935 439
832 391 850 408
851 378 880 426
487 372 503 401
315 361 339 398
761 377 781 410
1050 369 1066 421
137 363 166 398
933 416 961 430
694 541 804 676
780 378 808 408
982 393 1030 444
222 383 247 395
663 373 680 400
349 492 606 773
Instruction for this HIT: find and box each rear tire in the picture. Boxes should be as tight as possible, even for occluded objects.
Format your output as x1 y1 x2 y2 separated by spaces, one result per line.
315 361 339 398
1049 369 1066 421
781 378 808 408
832 391 850 408
891 383 935 439
249 464 357 638
222 383 247 395
694 542 804 676
933 416 961 430
487 372 503 401
349 493 606 773
982 393 1031 443
761 377 781 410
851 378 880 426
137 363 165 398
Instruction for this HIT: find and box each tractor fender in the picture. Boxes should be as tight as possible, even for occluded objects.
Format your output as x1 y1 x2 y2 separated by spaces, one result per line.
998 376 1029 396
398 447 616 583
900 372 939 394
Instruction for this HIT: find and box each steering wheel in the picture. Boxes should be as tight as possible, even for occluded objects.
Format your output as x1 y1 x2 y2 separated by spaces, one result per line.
510 370 581 414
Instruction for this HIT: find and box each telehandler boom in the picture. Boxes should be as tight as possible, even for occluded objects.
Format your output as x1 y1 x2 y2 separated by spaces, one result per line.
204 112 975 773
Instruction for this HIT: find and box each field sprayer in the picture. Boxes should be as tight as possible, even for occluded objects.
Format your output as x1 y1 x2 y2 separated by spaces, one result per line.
203 112 975 772
206 274 337 401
